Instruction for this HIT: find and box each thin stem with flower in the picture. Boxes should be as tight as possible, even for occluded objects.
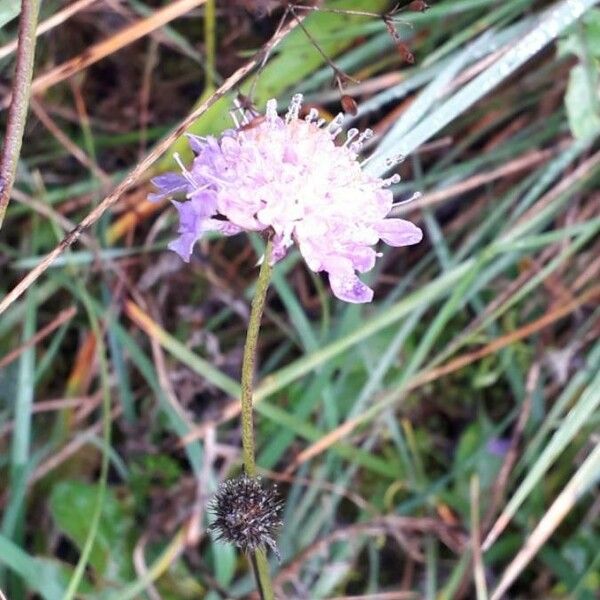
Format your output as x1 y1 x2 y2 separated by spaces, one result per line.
239 237 275 600
240 238 273 478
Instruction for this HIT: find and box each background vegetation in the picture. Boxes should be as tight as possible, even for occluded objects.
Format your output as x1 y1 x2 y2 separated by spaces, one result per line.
0 0 599 598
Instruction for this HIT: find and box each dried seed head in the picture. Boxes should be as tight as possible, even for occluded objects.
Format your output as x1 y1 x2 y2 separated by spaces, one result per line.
341 95 358 116
209 476 284 559
408 1 429 12
395 41 414 64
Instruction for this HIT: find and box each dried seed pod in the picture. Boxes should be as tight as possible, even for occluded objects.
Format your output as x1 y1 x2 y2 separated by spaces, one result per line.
341 95 358 116
209 476 284 559
408 1 429 12
395 41 414 64
384 18 415 64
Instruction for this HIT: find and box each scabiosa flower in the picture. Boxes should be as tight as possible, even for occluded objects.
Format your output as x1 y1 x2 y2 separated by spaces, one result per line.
209 476 284 559
150 94 423 303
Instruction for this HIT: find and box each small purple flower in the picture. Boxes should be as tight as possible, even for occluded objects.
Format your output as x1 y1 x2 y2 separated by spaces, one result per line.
486 437 511 457
151 94 422 303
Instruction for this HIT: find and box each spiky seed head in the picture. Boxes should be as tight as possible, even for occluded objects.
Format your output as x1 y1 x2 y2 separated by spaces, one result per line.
209 476 284 559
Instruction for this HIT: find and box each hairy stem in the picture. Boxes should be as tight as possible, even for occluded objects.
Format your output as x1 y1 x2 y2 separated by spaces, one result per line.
240 239 272 477
251 548 275 600
240 239 274 599
0 0 41 230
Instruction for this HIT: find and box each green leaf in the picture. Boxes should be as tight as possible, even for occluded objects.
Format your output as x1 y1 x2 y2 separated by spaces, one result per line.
49 481 134 583
558 9 600 59
584 9 600 57
212 542 236 590
565 64 600 139
0 534 70 600
0 0 20 29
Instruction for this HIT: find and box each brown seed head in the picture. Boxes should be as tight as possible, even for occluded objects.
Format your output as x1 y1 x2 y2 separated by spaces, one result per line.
408 1 429 11
209 476 284 559
341 95 358 116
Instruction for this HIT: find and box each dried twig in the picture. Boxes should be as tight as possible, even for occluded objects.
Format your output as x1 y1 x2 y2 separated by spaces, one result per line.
0 396 100 439
0 305 77 370
133 534 162 600
470 476 488 600
30 406 122 485
289 4 358 90
455 364 540 599
0 0 40 230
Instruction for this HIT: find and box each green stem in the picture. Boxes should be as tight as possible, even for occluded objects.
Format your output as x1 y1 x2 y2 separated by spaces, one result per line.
240 239 272 477
240 239 275 600
251 548 274 600
203 0 217 91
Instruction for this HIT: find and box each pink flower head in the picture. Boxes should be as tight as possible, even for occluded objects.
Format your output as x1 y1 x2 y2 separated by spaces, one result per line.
150 94 422 303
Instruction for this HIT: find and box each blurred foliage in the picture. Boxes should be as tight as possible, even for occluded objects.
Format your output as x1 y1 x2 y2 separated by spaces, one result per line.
560 9 600 139
0 0 599 599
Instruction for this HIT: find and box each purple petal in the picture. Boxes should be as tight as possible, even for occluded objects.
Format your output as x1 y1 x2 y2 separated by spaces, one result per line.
150 95 424 304
189 188 218 219
149 173 188 202
185 134 207 154
345 246 377 273
203 219 243 236
168 200 204 261
323 256 374 303
271 233 291 264
376 219 423 246
487 438 511 457
295 237 322 272
220 135 241 157
370 189 394 219
328 270 374 303
168 234 197 262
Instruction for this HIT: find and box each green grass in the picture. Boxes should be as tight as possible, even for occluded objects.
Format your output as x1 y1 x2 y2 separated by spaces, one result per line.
1 1 599 598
